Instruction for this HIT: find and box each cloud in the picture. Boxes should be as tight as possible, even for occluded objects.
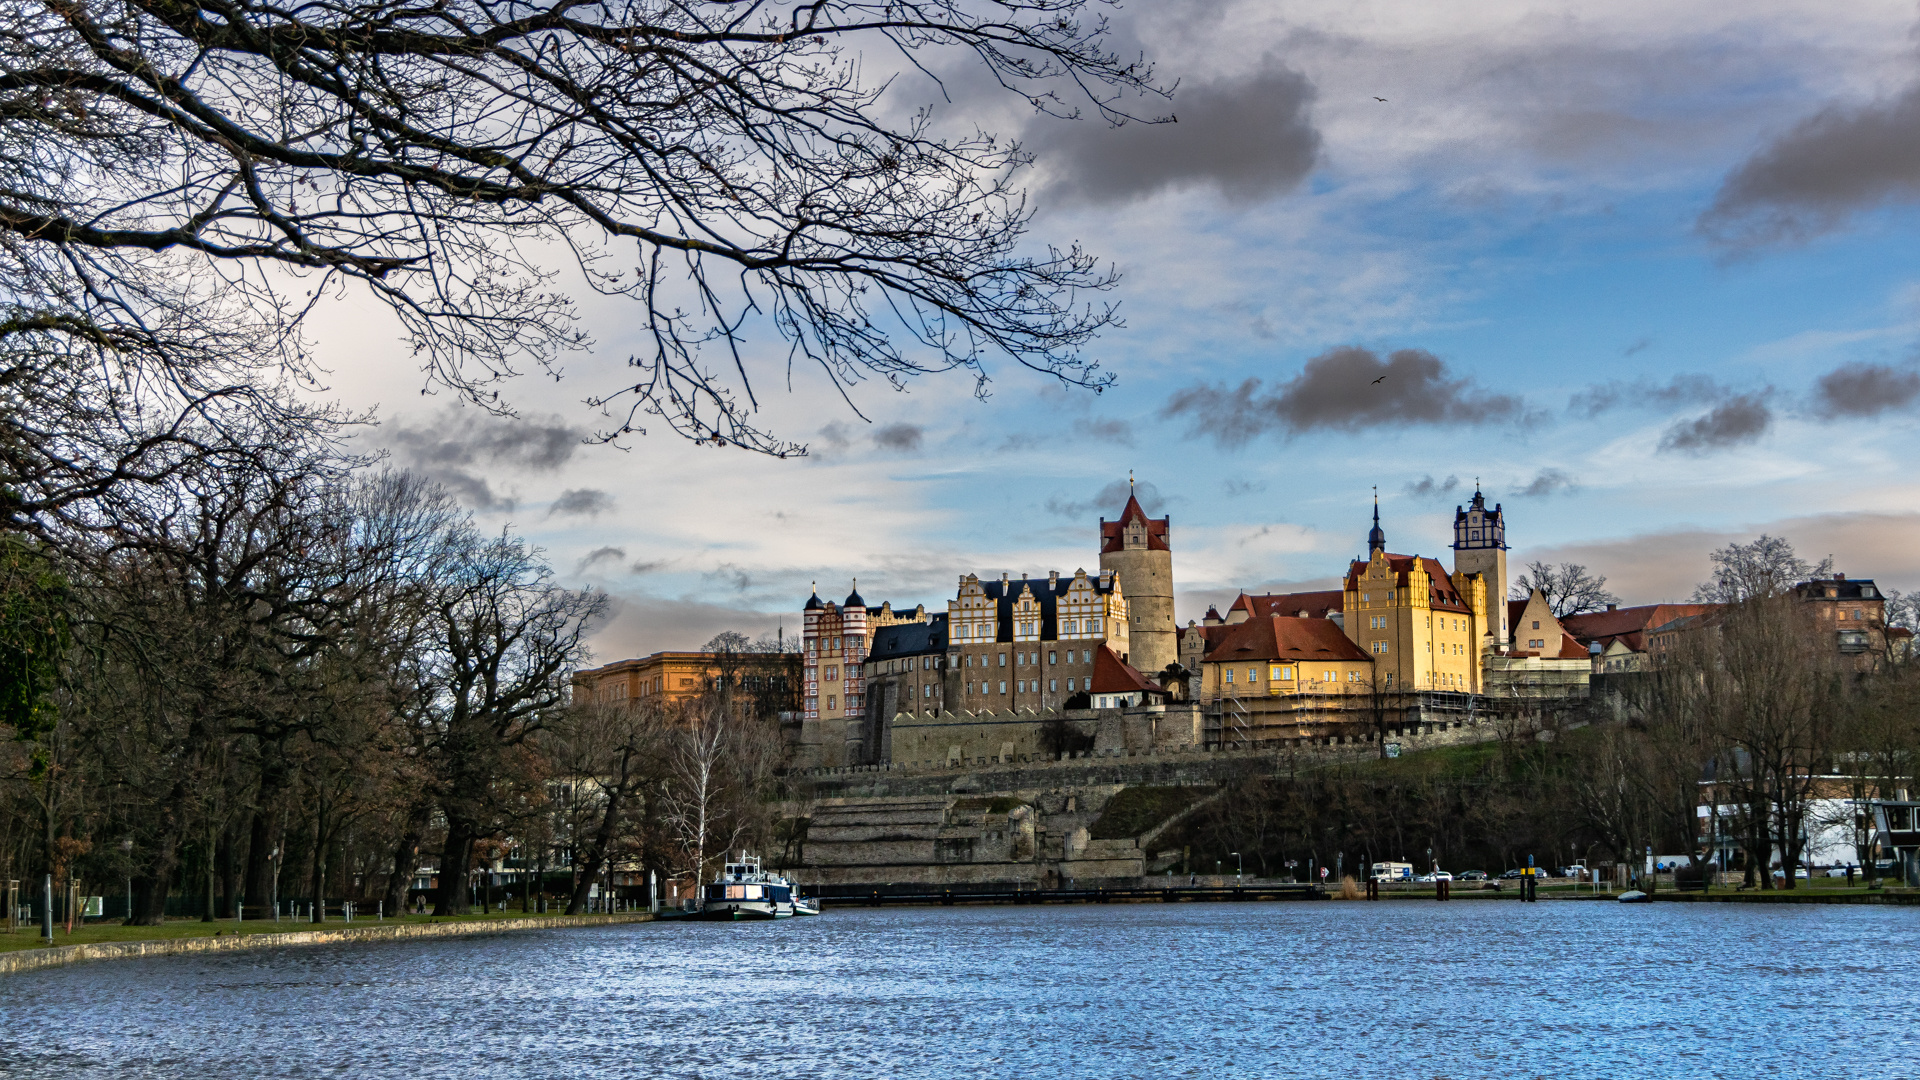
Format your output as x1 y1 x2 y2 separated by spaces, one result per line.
1812 361 1920 419
588 590 795 662
576 546 627 573
704 563 754 592
1072 418 1134 446
1515 469 1576 497
1623 336 1653 357
1162 347 1522 447
815 422 852 454
1518 511 1920 605
382 406 588 511
547 488 613 518
1045 479 1167 519
1658 393 1774 454
1404 474 1460 499
1031 57 1320 207
873 422 924 452
1223 479 1267 497
1568 374 1725 418
1703 82 1920 247
629 559 669 575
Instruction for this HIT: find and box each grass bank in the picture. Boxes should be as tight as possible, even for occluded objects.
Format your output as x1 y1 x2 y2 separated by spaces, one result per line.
1 910 652 973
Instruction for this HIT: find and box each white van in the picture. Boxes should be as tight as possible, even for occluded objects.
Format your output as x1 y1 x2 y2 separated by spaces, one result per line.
1371 862 1414 882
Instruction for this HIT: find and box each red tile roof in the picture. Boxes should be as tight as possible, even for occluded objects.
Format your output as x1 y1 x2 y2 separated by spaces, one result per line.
1203 615 1371 664
1099 493 1170 553
1234 590 1344 619
1506 599 1530 634
1090 644 1170 697
1346 554 1471 612
1561 604 1716 643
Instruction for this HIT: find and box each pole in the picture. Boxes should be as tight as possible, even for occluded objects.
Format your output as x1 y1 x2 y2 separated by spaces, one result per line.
42 874 53 943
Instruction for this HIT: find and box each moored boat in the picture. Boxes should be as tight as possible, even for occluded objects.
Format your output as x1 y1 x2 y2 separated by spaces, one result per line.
689 854 801 921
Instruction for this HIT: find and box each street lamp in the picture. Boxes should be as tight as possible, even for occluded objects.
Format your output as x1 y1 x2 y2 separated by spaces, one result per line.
120 838 133 924
1231 852 1243 883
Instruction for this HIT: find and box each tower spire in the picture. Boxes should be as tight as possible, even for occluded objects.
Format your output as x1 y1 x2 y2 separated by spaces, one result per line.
1367 490 1386 557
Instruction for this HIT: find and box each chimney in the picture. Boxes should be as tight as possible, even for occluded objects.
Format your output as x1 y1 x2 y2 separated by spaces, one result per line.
1049 570 1058 585
1605 603 1617 611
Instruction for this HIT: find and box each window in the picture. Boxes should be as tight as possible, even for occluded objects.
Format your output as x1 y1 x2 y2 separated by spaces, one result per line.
999 681 1007 694
999 653 1007 667
1049 651 1057 665
827 695 836 710
1066 678 1076 691
1323 670 1335 683
1083 650 1092 663
1049 679 1058 692
1017 680 1026 692
1090 617 1102 633
924 685 932 698
1532 620 1540 630
1224 668 1234 684
1248 667 1259 682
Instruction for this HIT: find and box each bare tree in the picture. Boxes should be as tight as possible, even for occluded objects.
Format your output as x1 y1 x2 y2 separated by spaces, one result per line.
1510 562 1620 618
1693 535 1832 604
657 702 744 892
2 0 1165 454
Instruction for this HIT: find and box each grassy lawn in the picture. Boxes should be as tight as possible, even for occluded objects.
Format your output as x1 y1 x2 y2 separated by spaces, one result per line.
0 909 626 954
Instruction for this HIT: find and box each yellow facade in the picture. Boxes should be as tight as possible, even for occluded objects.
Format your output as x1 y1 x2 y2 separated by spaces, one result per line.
1343 549 1487 693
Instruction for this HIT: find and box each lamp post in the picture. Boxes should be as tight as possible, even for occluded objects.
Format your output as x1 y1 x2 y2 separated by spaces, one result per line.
1231 852 1243 883
120 838 133 924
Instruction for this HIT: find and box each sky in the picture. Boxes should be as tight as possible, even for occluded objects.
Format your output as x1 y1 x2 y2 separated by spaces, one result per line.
301 0 1920 662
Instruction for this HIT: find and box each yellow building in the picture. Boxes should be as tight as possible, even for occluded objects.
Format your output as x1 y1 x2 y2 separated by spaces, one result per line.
1197 614 1374 703
1342 503 1488 693
572 650 801 708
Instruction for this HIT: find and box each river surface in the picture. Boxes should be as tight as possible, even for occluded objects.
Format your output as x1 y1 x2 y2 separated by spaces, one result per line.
2 900 1915 1078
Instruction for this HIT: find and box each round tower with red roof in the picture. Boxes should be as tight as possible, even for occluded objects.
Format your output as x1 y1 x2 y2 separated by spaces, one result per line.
1098 477 1176 677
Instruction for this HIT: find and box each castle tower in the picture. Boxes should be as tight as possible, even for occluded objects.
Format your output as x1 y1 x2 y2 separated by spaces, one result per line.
1098 481 1175 677
1452 486 1509 646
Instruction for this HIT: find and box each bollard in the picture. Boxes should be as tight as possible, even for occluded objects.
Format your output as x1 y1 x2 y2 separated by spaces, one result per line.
378 901 383 921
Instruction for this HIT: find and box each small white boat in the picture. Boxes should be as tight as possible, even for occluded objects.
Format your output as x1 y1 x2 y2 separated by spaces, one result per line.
791 891 822 917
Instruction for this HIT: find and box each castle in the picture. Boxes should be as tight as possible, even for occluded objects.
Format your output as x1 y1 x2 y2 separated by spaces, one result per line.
789 482 1568 771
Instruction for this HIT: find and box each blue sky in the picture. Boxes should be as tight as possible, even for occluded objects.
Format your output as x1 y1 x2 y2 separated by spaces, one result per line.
307 0 1920 660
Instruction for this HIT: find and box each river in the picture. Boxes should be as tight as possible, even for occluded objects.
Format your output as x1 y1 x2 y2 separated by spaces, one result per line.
1 901 1915 1077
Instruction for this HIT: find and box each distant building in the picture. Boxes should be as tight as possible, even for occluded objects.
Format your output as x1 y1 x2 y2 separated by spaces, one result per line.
946 568 1130 713
571 649 801 711
1100 489 1175 677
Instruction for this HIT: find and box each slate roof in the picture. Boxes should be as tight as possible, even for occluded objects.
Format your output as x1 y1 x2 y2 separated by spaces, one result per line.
866 613 949 662
969 572 1118 644
1234 590 1345 619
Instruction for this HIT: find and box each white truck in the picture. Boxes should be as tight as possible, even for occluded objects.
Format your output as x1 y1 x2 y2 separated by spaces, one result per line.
1370 862 1414 883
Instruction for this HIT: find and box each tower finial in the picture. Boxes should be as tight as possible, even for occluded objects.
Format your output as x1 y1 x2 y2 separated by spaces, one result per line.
1129 469 1135 491
1368 493 1386 557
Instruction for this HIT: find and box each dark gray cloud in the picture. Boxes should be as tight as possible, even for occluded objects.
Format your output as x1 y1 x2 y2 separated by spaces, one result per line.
1073 417 1134 446
1703 82 1920 247
1223 478 1267 497
1404 474 1460 499
1045 479 1167 519
383 407 587 511
1031 58 1320 207
577 546 627 573
872 422 924 452
1163 347 1521 447
1659 393 1773 454
1568 373 1725 418
1623 336 1653 357
630 559 669 575
547 488 613 518
814 422 852 454
1515 468 1577 497
704 563 754 592
1813 361 1920 419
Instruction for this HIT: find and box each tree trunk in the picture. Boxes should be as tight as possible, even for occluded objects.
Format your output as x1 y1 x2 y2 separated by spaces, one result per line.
434 818 474 916
386 803 429 917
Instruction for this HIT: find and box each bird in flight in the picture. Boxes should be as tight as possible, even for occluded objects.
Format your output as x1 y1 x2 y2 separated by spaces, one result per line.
1372 375 1387 384
1374 96 1388 102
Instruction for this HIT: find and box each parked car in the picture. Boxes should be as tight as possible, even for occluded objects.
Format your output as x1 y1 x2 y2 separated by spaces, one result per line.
1499 868 1528 879
1458 870 1489 881
1770 867 1810 879
1825 867 1851 878
1557 866 1587 879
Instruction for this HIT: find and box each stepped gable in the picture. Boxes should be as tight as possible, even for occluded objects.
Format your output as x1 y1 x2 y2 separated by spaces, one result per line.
1099 493 1170 553
1344 552 1471 613
1234 590 1344 619
970 571 1118 643
1202 614 1369 664
1089 644 1169 698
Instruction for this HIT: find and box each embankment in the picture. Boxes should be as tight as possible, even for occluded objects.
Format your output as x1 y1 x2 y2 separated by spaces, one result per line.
0 912 653 977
